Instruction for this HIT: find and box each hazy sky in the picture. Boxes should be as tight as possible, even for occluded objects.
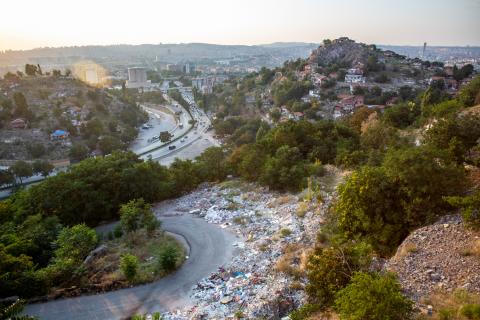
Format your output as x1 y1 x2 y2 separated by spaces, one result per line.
1 0 479 51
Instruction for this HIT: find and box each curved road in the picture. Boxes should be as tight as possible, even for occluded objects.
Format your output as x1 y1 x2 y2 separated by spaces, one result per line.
25 215 240 320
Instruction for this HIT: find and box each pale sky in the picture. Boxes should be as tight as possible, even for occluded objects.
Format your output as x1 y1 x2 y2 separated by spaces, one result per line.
1 0 479 51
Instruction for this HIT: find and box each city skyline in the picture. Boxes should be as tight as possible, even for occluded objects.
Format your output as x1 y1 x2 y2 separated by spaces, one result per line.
1 0 480 51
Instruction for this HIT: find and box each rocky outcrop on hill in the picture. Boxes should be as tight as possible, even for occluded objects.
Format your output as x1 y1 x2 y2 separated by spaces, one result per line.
308 37 378 67
386 215 480 301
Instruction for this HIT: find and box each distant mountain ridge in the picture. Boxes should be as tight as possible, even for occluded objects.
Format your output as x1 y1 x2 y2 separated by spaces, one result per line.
0 42 319 67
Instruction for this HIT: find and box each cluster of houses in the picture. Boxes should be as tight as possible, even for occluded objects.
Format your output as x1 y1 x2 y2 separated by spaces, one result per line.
277 106 304 122
428 64 475 94
344 63 366 84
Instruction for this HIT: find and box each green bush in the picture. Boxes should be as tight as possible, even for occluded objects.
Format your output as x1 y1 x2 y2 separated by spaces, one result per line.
334 272 412 320
445 192 480 230
120 254 139 282
461 304 480 319
113 224 123 238
438 308 455 320
119 198 159 235
305 242 372 306
289 304 322 320
158 245 179 272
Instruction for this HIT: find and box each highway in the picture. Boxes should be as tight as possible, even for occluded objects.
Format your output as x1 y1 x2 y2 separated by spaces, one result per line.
136 88 219 165
0 87 218 197
24 214 241 320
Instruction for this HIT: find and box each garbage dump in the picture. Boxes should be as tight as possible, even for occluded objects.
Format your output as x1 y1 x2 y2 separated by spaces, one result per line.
156 174 338 319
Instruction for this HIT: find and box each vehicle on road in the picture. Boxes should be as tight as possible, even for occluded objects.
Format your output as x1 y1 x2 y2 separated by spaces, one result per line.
169 145 176 150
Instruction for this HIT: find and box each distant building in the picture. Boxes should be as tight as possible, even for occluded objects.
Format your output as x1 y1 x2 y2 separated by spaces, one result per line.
166 64 183 72
126 67 151 89
50 129 69 140
184 63 195 74
345 74 365 84
192 76 227 94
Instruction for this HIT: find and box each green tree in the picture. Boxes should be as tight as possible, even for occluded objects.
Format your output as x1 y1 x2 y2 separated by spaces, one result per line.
383 146 466 222
98 136 124 155
0 169 15 187
195 147 228 181
10 161 33 184
335 166 406 254
158 245 179 272
13 92 33 121
159 131 173 143
32 160 54 177
334 272 413 320
270 108 281 122
26 143 46 158
445 191 480 229
457 75 480 107
69 144 89 162
306 242 372 306
259 146 308 191
120 254 138 282
119 198 158 234
54 224 97 263
24 64 38 76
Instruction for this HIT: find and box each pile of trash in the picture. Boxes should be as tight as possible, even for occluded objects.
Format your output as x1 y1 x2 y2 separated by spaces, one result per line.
158 178 337 319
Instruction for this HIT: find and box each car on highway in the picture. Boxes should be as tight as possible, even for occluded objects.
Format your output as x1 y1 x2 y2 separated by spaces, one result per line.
169 145 176 150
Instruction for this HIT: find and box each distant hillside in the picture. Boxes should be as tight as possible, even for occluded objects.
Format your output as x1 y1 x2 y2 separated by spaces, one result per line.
0 43 318 68
308 37 405 67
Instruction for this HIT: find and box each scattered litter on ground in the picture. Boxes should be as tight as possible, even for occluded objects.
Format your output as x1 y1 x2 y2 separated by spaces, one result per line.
154 167 342 319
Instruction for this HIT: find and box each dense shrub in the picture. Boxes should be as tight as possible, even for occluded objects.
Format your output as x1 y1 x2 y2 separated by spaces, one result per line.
334 272 413 320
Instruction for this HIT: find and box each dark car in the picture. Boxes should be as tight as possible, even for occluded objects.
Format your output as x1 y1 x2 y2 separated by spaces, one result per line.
168 145 176 150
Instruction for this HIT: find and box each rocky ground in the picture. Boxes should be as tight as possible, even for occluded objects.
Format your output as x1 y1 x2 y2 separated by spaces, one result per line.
155 167 343 319
386 215 480 304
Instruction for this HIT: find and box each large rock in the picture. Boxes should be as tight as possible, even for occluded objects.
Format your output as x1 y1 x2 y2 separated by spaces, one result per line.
83 244 108 266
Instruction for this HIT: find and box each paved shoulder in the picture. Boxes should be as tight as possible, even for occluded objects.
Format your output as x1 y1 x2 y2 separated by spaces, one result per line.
25 215 238 320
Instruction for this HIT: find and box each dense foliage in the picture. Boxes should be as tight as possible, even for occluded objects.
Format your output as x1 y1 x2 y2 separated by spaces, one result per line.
0 147 228 298
334 272 413 320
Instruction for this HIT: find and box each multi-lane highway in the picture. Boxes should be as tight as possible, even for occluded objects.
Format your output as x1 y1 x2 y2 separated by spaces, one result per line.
0 87 218 197
135 88 219 165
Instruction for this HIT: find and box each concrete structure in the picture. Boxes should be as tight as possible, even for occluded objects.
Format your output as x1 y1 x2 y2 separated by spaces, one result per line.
126 67 151 89
184 63 195 74
345 74 365 83
192 76 227 94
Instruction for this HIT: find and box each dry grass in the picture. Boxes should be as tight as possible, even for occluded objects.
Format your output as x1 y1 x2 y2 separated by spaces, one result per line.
275 243 307 279
233 216 249 225
279 228 292 237
397 242 419 260
307 311 340 320
269 195 295 207
290 281 304 291
418 290 480 320
296 201 309 218
461 239 480 257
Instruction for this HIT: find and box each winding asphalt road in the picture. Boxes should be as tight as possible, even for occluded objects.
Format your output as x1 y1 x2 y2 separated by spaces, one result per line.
24 215 240 320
